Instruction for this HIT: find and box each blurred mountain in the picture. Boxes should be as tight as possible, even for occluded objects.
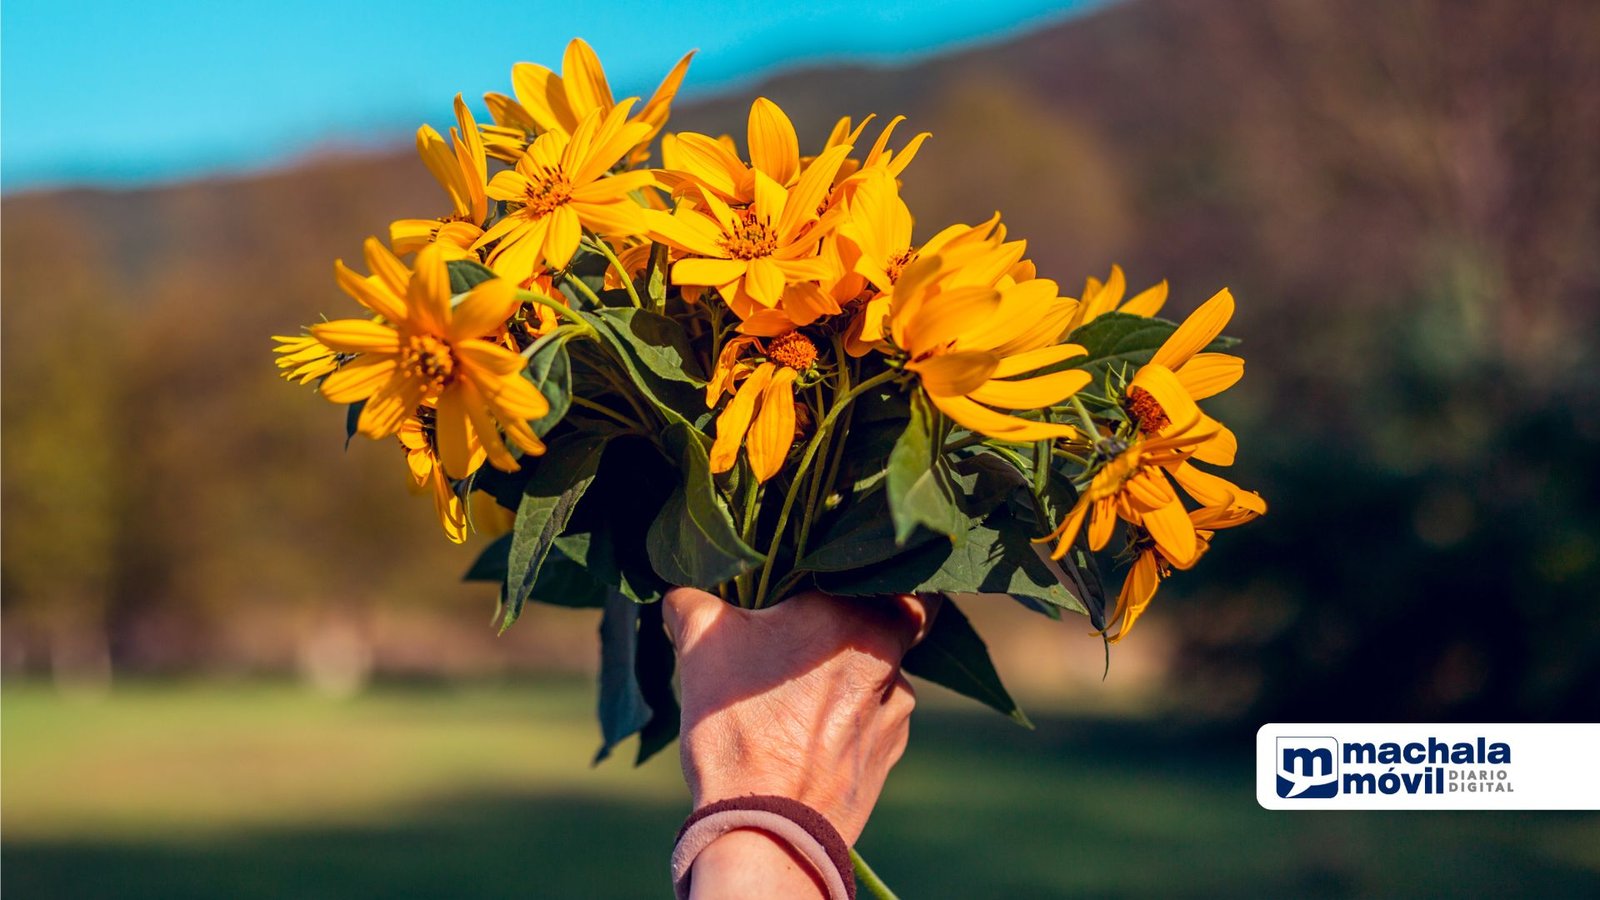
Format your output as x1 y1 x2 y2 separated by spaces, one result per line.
5 0 1598 719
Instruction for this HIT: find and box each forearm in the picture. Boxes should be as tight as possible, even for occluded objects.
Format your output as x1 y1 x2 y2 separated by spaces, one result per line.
688 829 827 900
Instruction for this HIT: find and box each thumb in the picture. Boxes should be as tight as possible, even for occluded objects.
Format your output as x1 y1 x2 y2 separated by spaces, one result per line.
663 586 723 648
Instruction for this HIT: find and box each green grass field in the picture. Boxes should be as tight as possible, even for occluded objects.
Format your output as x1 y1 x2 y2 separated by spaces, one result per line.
4 681 1596 898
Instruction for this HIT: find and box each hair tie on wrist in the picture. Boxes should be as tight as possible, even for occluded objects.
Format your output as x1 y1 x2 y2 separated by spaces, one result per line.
671 795 855 900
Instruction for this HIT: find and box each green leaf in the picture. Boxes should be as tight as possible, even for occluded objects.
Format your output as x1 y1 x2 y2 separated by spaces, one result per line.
633 600 680 766
446 259 498 294
887 392 962 543
578 307 709 430
645 242 668 310
589 308 706 387
1067 311 1238 384
463 533 512 582
797 487 939 573
524 333 572 437
344 401 365 449
646 423 764 588
815 506 1091 615
901 599 1032 728
503 434 610 630
594 591 651 765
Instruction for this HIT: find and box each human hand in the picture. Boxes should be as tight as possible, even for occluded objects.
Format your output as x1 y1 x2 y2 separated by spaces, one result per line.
664 587 939 844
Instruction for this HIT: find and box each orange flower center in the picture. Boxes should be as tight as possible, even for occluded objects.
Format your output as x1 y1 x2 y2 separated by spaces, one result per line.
767 331 818 371
1125 387 1170 434
403 334 456 392
886 248 917 283
722 211 778 260
523 172 573 217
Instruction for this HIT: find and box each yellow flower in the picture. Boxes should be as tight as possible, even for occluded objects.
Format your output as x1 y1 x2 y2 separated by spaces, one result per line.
704 332 821 482
1141 288 1247 466
816 114 930 208
884 253 1090 442
475 100 656 279
399 412 479 543
272 332 339 384
1064 265 1168 332
648 145 851 331
481 38 693 166
1109 499 1262 642
835 176 1033 353
390 96 488 258
659 97 805 205
1042 364 1264 563
311 242 548 478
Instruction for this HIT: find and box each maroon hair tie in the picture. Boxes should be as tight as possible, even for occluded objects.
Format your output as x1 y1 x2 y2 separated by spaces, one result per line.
671 795 855 900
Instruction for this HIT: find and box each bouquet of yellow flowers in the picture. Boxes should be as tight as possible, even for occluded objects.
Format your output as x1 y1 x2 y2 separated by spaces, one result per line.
274 39 1265 759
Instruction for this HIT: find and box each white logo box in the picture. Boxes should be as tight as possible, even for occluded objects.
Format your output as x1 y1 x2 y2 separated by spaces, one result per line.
1256 723 1600 810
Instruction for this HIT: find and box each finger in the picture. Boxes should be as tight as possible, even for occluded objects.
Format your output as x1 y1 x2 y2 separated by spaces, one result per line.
883 672 917 716
871 593 941 656
898 593 942 649
662 586 723 647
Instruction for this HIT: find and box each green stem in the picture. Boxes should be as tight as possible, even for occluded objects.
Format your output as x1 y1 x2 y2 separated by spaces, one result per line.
563 273 606 310
586 234 643 309
1069 393 1100 437
850 849 900 900
568 396 639 430
514 289 588 328
736 477 762 609
752 368 899 608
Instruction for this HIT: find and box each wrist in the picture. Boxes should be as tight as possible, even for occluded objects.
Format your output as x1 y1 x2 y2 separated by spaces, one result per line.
688 829 826 899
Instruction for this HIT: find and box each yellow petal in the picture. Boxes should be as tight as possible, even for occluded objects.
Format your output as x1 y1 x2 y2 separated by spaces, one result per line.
1152 288 1234 370
1142 497 1198 565
432 471 468 544
311 319 399 354
1169 461 1265 514
744 257 784 307
709 363 774 473
357 375 420 439
1175 353 1243 401
407 244 453 336
1108 551 1161 643
991 343 1087 378
560 38 615 123
447 278 517 341
904 286 1001 356
1129 364 1204 435
911 350 998 397
966 369 1091 410
747 367 798 482
639 50 695 134
364 237 412 297
929 393 1076 443
1121 279 1168 317
320 356 397 404
747 97 799 186
1044 497 1091 560
334 258 406 321
542 204 583 271
674 258 748 286
1191 417 1238 466
433 384 474 479
511 62 577 135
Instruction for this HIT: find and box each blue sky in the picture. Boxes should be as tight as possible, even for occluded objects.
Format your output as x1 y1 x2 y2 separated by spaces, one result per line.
0 0 1102 192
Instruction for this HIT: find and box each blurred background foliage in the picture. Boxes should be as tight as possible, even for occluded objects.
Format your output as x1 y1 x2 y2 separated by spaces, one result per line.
4 0 1600 895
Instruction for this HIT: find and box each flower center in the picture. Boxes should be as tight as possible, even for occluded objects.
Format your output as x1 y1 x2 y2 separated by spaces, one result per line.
1125 387 1170 434
721 210 778 260
767 331 819 371
886 248 917 283
523 172 573 217
403 334 456 392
